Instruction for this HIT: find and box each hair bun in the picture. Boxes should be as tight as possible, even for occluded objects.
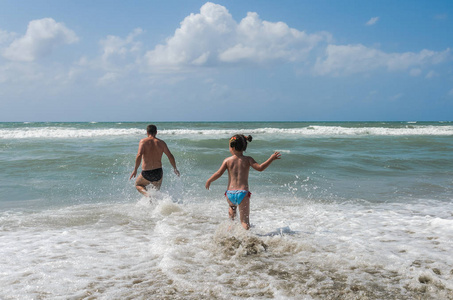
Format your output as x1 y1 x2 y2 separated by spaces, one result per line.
246 135 252 142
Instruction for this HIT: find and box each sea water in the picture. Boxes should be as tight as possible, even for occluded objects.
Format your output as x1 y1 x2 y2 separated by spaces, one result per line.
0 122 452 299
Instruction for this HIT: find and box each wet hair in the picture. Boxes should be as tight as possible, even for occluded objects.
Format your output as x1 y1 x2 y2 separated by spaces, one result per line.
146 124 157 136
229 134 253 151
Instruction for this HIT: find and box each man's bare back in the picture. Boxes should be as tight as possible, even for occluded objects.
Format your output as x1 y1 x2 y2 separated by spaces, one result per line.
139 136 166 171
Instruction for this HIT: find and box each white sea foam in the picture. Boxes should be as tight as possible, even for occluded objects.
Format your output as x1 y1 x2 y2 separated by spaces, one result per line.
0 127 144 139
275 149 291 153
1 125 453 139
161 125 453 137
1 196 452 299
306 125 453 136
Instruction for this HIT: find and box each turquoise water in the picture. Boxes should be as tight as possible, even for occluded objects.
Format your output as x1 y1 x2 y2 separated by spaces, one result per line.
1 122 453 299
1 121 452 209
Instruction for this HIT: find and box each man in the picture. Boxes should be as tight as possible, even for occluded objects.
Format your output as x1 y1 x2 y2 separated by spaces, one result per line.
130 124 180 198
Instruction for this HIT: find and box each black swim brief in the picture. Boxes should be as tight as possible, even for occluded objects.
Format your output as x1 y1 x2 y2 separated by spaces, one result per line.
141 168 163 182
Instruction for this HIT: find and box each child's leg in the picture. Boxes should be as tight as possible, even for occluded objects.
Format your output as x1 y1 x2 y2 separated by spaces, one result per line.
229 205 237 220
226 198 237 220
238 196 250 230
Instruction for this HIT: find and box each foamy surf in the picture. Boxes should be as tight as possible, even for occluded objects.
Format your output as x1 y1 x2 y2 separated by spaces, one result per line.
1 121 453 299
1 197 453 299
1 122 453 139
0 127 143 139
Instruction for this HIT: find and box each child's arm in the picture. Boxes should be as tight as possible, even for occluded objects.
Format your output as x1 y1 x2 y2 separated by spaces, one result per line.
205 160 228 190
250 152 281 172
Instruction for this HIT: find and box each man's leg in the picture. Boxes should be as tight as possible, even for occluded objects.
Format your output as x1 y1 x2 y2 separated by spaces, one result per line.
150 178 163 191
146 178 163 203
135 174 151 197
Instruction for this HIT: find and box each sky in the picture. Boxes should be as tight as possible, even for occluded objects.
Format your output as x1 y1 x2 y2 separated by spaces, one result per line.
0 0 452 122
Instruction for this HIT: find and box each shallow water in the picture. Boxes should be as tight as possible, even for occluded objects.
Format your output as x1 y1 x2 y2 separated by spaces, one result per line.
1 122 453 299
1 196 452 299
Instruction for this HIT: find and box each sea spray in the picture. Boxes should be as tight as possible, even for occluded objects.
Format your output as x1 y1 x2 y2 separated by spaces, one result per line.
1 121 453 299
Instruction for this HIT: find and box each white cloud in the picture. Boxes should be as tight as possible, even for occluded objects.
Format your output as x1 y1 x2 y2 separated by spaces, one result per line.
100 28 143 63
145 2 236 69
2 2 449 84
386 48 449 70
2 18 78 62
313 44 384 76
91 28 145 84
97 72 120 86
0 29 16 45
145 2 329 70
366 17 379 26
0 60 61 87
313 44 450 76
143 2 449 77
220 12 328 63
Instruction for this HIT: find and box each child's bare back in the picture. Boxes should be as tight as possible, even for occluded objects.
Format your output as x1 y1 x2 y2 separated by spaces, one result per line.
223 154 253 190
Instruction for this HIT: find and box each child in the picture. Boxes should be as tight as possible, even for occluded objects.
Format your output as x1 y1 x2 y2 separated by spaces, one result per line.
205 134 281 230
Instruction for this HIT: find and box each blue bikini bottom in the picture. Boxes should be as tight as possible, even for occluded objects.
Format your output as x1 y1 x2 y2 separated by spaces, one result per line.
225 190 251 205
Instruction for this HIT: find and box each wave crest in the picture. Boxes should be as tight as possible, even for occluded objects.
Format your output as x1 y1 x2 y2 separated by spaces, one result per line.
1 125 452 139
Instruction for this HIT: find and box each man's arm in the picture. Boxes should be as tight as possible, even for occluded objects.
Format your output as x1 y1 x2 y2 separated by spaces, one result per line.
130 142 144 179
163 142 180 176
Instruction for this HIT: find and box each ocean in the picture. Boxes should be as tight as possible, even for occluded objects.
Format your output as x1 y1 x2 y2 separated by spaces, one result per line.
0 121 452 299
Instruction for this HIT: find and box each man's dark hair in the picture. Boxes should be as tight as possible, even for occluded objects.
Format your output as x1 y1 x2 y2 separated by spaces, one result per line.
147 124 157 136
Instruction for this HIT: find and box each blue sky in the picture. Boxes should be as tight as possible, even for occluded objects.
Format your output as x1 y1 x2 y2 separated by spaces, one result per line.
0 0 452 121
